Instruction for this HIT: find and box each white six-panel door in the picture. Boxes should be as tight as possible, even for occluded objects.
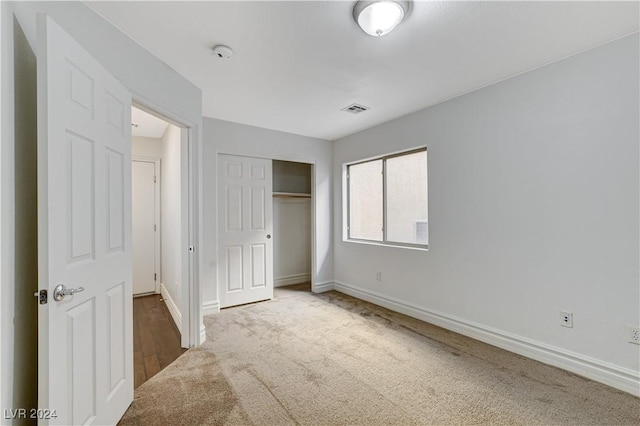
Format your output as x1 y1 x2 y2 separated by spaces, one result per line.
37 15 133 425
218 154 273 308
132 160 157 295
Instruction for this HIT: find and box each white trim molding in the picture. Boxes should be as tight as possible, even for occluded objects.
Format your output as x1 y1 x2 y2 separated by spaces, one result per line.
202 299 220 317
312 281 335 294
200 323 207 345
132 96 203 350
275 273 311 288
333 281 640 397
160 283 182 332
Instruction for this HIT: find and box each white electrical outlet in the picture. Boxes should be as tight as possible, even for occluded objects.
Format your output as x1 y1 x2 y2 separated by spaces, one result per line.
627 325 640 345
560 311 573 328
376 272 382 282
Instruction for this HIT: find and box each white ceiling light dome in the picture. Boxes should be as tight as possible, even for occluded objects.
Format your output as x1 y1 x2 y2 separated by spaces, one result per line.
353 0 411 37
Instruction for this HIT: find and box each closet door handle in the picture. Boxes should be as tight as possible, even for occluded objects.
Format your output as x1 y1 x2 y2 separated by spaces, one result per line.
266 234 271 239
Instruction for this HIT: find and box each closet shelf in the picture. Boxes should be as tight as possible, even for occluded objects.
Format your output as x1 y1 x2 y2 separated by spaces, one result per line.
273 192 311 198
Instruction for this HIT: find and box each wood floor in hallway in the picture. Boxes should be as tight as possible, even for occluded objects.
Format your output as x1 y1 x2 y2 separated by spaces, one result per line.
133 294 187 388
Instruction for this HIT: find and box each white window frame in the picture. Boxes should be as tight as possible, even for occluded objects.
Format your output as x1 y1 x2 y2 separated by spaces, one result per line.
345 147 428 250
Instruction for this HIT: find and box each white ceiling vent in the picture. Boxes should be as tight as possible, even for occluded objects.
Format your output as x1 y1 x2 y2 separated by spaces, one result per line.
342 103 370 114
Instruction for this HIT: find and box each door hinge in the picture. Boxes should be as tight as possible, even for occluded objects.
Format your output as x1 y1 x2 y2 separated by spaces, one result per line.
154 273 157 281
154 175 157 183
33 289 48 305
154 224 157 232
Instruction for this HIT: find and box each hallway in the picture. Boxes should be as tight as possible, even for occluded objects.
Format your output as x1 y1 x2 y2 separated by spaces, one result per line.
133 295 186 388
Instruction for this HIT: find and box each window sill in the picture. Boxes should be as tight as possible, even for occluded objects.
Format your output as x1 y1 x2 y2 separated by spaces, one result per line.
343 238 429 252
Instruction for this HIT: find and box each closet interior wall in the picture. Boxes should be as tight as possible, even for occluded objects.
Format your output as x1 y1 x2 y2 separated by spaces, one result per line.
273 160 312 287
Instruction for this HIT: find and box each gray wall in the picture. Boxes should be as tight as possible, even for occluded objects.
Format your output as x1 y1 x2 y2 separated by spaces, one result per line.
160 125 184 312
333 34 639 392
273 161 313 286
1 8 38 423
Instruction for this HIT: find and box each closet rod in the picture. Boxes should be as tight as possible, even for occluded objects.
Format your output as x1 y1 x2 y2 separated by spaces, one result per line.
273 192 311 199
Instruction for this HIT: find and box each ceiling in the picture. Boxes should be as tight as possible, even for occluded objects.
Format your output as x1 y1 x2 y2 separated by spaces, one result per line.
131 106 169 138
87 1 639 141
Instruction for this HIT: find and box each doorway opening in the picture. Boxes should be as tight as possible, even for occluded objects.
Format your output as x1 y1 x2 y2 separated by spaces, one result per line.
273 160 313 292
131 105 188 387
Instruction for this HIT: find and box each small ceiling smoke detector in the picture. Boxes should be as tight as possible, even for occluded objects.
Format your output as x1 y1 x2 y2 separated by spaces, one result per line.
342 103 370 114
212 45 233 59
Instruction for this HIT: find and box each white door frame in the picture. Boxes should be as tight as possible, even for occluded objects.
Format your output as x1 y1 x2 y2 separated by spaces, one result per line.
216 150 317 295
131 96 202 348
132 156 161 295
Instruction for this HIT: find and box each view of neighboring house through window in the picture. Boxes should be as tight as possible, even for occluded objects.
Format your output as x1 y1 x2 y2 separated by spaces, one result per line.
347 148 428 248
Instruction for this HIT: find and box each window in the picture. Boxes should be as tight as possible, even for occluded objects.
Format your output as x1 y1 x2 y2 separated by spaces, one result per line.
347 148 428 248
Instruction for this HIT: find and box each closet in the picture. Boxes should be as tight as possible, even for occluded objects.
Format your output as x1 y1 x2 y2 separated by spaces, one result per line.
272 160 312 287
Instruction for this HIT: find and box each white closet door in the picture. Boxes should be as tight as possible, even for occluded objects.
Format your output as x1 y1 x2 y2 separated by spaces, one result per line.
218 154 273 308
132 160 157 295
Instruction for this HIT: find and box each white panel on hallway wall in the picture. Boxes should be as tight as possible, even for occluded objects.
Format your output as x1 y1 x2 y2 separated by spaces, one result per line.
273 197 311 287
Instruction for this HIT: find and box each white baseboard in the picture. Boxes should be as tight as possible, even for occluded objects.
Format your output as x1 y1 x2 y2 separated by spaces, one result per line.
275 273 311 287
202 299 220 317
200 323 207 345
333 281 640 397
312 281 335 293
160 283 182 332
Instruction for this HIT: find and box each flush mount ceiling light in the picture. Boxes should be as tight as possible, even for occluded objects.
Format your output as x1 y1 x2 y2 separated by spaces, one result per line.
353 0 411 37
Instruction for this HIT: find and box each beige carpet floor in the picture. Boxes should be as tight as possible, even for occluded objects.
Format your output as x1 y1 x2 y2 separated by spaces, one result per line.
120 284 640 425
